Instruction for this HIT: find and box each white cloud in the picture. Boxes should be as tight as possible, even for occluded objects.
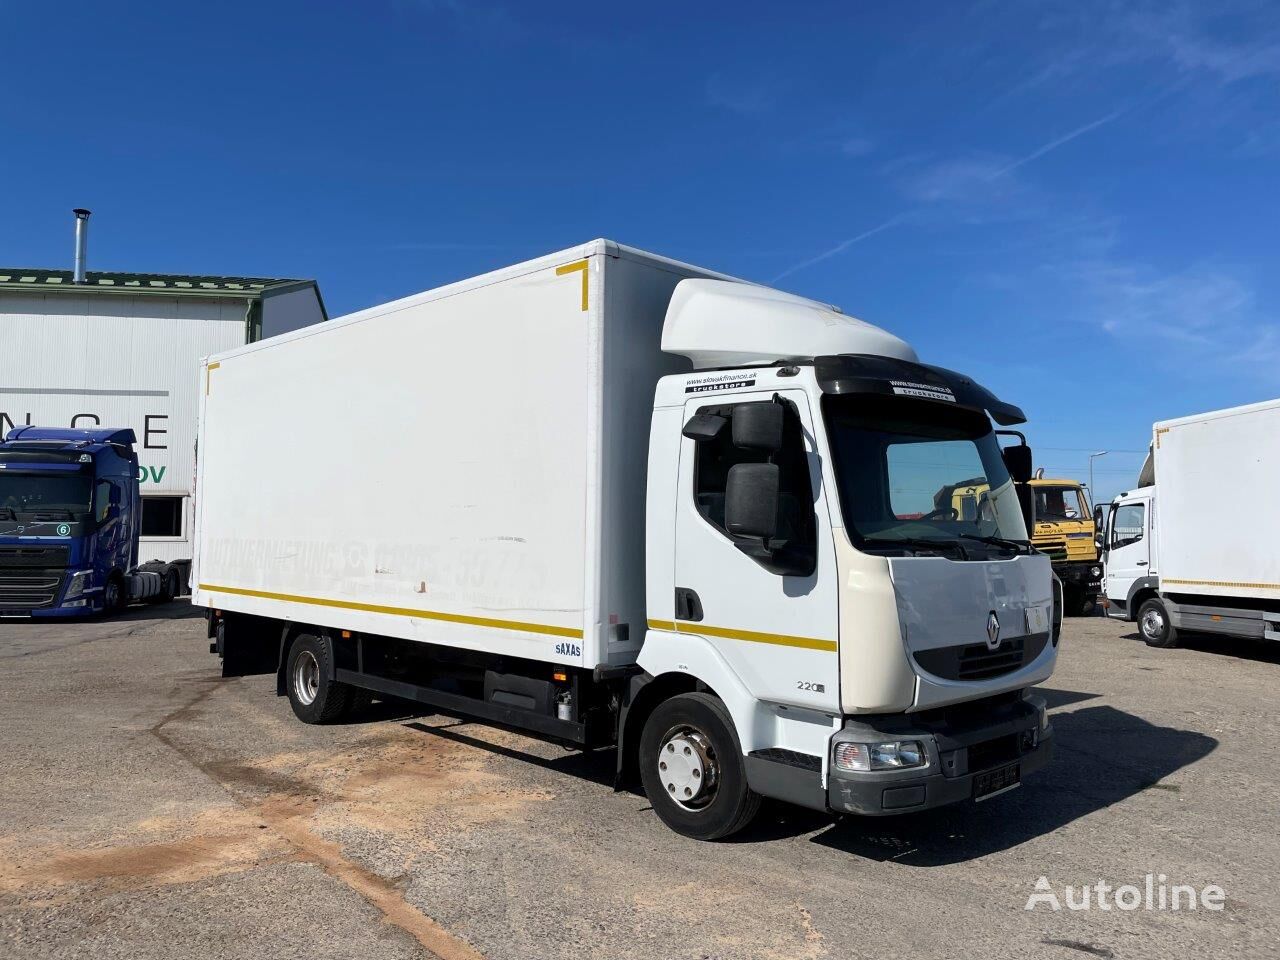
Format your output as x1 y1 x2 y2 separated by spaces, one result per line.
1064 260 1280 374
705 73 783 116
840 136 876 158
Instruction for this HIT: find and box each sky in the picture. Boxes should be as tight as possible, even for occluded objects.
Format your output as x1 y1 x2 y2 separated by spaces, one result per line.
3 0 1279 506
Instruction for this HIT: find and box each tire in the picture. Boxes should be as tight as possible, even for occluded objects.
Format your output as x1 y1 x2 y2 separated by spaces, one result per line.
638 692 761 841
1138 597 1180 648
285 633 355 723
101 574 127 615
1067 590 1095 617
160 570 179 603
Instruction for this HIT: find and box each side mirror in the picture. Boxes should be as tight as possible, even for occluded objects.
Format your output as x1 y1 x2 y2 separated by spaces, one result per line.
1001 444 1033 484
732 402 784 453
682 413 727 442
725 463 779 540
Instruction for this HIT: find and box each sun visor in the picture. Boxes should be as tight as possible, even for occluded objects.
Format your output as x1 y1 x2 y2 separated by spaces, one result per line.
814 354 1026 426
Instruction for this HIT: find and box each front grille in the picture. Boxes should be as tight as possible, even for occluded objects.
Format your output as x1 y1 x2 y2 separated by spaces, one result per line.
0 570 66 608
0 545 69 567
913 632 1050 682
958 638 1027 680
1035 539 1067 562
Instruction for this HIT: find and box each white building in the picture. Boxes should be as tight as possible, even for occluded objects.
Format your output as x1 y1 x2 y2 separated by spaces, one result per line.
0 233 327 562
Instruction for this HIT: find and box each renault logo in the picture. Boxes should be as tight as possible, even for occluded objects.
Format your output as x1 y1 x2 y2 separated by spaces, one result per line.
986 611 1001 650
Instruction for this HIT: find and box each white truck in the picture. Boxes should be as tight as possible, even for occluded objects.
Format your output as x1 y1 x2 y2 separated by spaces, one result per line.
194 240 1058 839
1102 398 1280 648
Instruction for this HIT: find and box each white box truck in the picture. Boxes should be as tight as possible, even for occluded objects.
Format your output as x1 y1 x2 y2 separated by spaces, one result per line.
1102 398 1280 647
194 240 1058 839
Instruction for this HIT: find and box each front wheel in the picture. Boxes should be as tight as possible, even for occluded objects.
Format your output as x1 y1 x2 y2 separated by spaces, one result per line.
1138 598 1179 648
639 692 760 840
101 574 127 615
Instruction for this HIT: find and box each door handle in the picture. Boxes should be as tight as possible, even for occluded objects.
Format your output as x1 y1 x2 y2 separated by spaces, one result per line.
674 587 704 622
1136 561 1148 566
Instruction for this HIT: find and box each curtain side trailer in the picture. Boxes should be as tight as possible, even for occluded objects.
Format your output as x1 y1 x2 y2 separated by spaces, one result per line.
195 240 1058 839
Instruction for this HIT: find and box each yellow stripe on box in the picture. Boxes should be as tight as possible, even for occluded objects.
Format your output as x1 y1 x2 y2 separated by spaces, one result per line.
646 618 836 652
1163 578 1280 591
199 583 584 639
555 259 589 311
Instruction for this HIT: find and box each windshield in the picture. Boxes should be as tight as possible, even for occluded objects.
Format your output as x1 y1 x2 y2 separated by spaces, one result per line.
0 473 93 520
822 394 1028 557
1034 485 1087 521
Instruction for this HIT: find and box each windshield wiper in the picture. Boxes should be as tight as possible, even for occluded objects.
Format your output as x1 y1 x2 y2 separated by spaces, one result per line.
960 533 1030 554
864 536 969 560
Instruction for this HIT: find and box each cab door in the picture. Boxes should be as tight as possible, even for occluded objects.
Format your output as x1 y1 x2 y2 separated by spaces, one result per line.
1106 496 1151 613
672 390 839 712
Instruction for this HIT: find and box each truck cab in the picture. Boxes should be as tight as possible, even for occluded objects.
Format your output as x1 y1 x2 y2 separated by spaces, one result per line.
636 280 1057 828
0 426 184 616
1029 477 1102 615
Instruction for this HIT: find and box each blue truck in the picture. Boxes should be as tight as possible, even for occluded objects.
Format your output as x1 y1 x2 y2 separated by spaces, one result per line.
0 426 188 617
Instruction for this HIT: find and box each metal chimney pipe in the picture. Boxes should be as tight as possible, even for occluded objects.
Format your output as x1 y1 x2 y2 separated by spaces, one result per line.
72 208 91 283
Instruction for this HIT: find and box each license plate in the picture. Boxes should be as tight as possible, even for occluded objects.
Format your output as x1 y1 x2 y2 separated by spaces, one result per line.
973 761 1021 801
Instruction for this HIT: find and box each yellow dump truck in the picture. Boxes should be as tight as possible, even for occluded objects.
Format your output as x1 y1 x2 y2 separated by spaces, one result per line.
933 475 1101 615
1028 477 1101 615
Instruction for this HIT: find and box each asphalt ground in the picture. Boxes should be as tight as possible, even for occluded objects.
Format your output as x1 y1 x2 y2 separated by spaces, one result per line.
2 605 1277 960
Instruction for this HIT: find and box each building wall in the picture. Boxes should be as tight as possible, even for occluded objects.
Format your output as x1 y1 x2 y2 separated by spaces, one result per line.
261 284 326 339
0 291 249 562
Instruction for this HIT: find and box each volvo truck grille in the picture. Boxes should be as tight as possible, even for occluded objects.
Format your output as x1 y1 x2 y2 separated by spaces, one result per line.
0 570 66 608
0 548 69 610
913 632 1051 682
0 546 70 567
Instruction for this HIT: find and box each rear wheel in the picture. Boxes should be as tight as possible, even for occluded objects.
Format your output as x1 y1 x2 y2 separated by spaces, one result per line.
1138 597 1179 648
639 692 760 840
286 633 355 723
160 569 179 603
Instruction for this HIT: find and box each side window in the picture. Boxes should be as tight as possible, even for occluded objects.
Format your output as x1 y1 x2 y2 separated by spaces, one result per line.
1111 503 1145 549
691 398 816 569
94 480 113 524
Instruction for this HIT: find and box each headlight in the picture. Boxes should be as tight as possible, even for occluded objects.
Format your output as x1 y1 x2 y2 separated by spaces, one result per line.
63 570 94 600
834 740 928 772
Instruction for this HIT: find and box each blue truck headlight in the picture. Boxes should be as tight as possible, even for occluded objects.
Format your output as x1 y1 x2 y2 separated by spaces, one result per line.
834 740 928 773
63 570 94 600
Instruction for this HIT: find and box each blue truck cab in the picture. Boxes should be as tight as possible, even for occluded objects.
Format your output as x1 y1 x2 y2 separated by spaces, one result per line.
0 426 186 617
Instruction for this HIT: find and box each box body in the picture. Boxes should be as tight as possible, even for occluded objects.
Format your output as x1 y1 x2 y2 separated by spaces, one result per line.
193 241 727 668
1153 398 1280 602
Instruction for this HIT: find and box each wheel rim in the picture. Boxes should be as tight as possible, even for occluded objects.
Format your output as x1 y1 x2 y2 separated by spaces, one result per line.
657 724 719 811
1141 607 1165 639
293 650 320 706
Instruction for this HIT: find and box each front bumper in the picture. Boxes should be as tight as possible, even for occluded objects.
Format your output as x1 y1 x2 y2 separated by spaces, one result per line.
828 694 1053 816
1054 559 1102 593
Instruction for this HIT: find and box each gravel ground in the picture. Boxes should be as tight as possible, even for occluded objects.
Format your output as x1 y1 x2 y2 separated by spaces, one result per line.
1 604 1277 960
